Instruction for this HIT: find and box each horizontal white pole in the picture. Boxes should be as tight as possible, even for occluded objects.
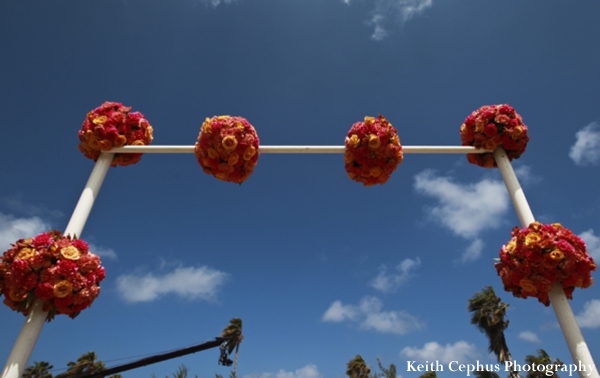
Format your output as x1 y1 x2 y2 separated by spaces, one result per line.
108 145 492 154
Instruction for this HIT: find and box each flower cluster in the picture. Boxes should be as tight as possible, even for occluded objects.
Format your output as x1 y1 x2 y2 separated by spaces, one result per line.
344 116 403 186
0 231 105 320
78 101 154 167
460 104 529 168
195 116 260 183
495 222 596 306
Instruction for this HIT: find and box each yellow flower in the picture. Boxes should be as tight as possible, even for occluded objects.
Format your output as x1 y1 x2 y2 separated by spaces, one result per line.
9 287 27 302
201 118 212 133
364 116 375 125
60 246 81 260
222 136 238 151
92 116 107 125
347 134 360 148
243 146 256 161
505 239 516 254
530 221 542 231
525 232 541 247
217 115 230 120
16 247 35 260
53 281 73 298
511 125 524 139
368 135 381 150
391 135 400 146
551 223 563 230
549 249 564 261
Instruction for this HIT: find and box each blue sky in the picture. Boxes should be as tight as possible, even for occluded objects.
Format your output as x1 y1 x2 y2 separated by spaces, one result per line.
1 1 600 377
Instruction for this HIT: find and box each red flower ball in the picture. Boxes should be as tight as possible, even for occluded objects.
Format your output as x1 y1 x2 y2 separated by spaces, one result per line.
344 115 403 186
194 116 260 184
0 231 105 320
460 104 529 168
78 101 154 167
495 222 596 306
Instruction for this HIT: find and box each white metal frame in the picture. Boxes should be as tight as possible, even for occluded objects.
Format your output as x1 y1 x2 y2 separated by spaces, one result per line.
2 146 597 378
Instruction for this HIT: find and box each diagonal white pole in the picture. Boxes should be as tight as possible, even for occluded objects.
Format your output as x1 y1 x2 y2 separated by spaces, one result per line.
494 147 598 378
1 152 114 378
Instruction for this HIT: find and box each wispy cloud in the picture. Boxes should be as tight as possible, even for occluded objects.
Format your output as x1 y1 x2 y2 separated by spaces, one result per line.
116 265 230 303
0 212 50 251
575 299 600 328
414 170 509 262
88 243 118 260
322 296 424 335
243 365 322 378
400 341 480 363
518 331 541 343
569 122 600 166
371 257 421 293
579 229 600 260
197 0 237 6
346 0 433 41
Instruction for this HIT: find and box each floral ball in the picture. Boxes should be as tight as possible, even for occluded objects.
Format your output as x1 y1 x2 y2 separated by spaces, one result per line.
194 116 260 183
0 231 105 320
344 115 403 186
495 222 596 306
460 104 529 168
78 101 154 167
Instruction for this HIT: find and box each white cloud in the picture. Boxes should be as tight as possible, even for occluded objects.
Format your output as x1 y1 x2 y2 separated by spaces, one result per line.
88 243 117 260
322 296 424 335
513 165 540 186
116 265 230 303
518 331 541 343
0 212 50 251
200 0 237 6
579 229 600 260
322 300 360 322
569 122 600 166
400 341 479 364
576 300 600 328
367 0 433 41
414 170 509 262
243 365 322 378
371 257 421 293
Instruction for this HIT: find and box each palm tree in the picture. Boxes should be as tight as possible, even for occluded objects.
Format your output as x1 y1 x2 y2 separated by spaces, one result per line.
55 351 105 378
221 318 243 378
474 371 501 378
370 358 396 378
524 349 563 378
23 361 54 378
346 355 370 378
418 371 437 378
468 286 520 378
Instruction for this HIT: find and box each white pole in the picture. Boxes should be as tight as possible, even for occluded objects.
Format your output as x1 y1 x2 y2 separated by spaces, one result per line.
1 152 114 378
493 147 598 378
108 145 493 154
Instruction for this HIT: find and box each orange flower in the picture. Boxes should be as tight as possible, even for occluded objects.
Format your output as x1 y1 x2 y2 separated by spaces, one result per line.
207 148 218 159
519 278 537 293
525 232 541 247
347 134 360 148
228 152 239 166
97 139 112 151
482 139 497 151
549 249 564 261
222 136 238 151
114 135 127 148
53 280 73 298
368 135 381 150
370 166 382 178
243 146 256 161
